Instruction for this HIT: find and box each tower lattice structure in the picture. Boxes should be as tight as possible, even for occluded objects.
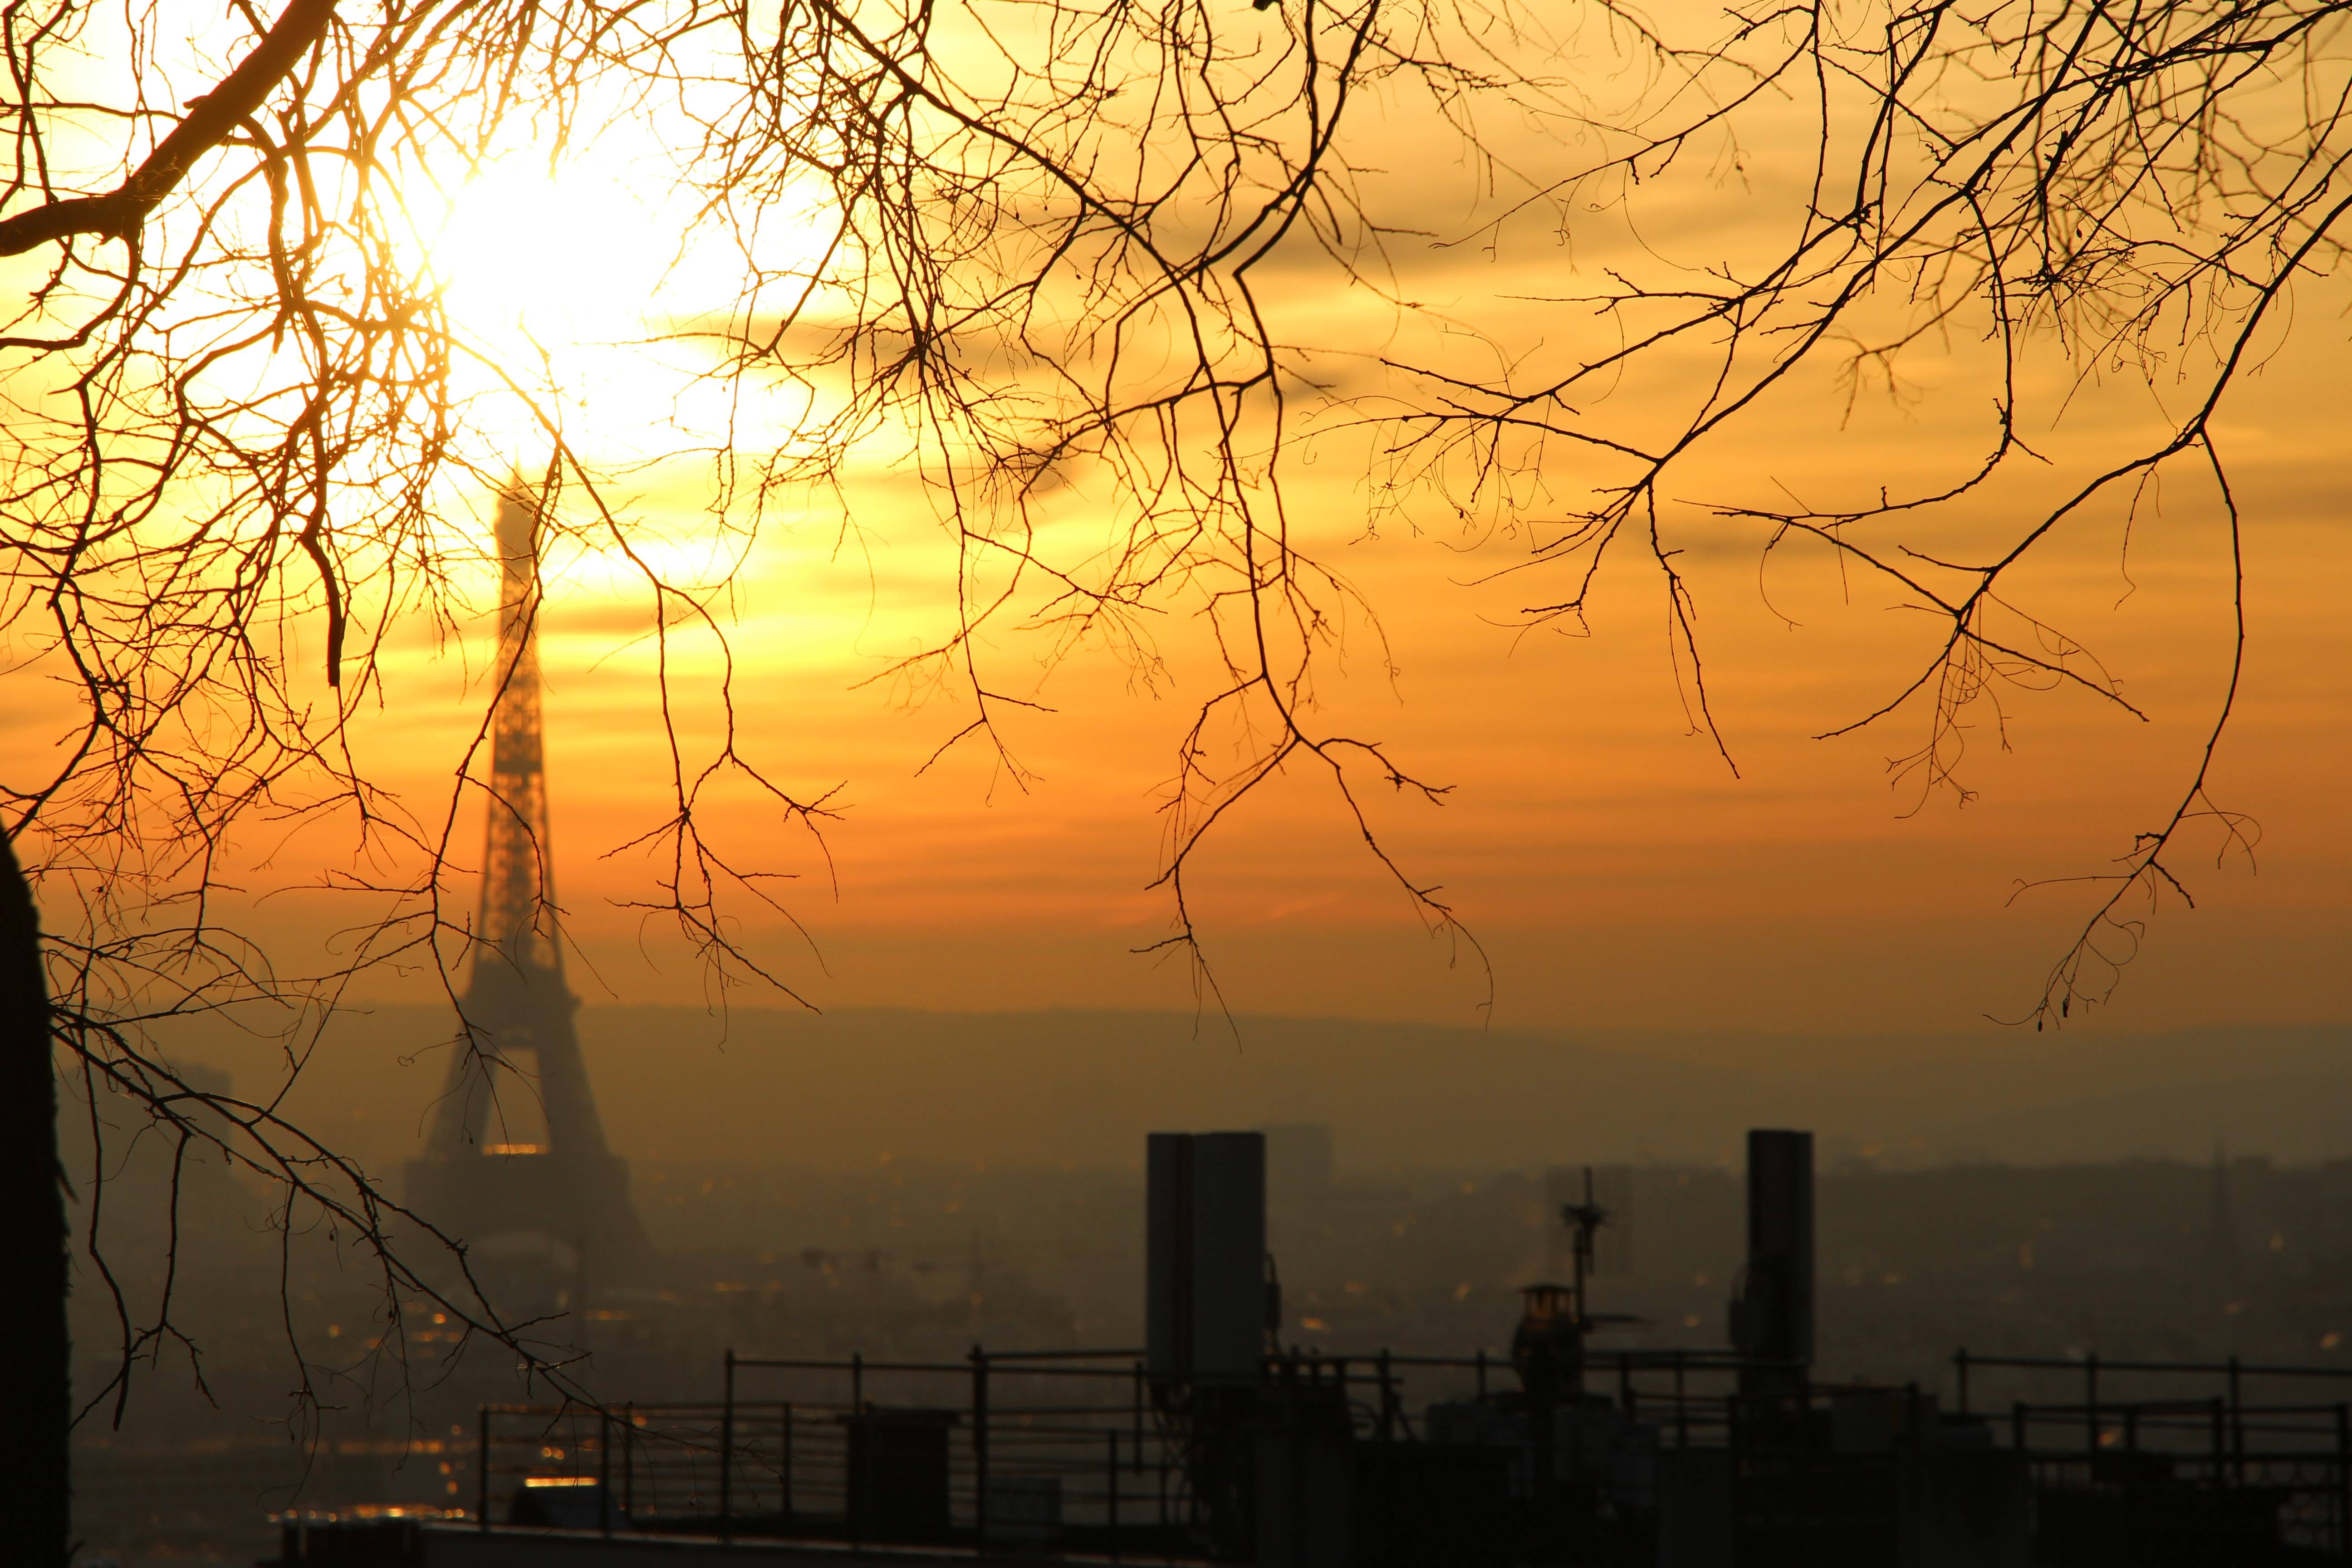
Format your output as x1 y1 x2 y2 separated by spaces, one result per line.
406 490 652 1278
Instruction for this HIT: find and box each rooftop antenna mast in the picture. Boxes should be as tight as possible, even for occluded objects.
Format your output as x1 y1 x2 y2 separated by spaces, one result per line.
1560 1166 1612 1328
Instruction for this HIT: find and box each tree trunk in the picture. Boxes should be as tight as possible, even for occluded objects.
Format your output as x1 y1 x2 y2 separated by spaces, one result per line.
0 830 70 1564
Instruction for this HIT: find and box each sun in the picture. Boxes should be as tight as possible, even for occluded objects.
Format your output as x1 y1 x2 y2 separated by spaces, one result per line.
436 154 683 354
425 149 694 461
422 131 838 477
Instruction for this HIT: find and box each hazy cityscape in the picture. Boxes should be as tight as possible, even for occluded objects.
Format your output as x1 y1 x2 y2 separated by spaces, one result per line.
70 1011 2352 1563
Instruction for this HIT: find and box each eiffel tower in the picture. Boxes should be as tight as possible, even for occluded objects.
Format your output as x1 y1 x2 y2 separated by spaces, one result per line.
405 489 653 1279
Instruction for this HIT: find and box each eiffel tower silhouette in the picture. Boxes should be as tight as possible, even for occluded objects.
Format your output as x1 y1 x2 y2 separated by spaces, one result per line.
405 488 653 1279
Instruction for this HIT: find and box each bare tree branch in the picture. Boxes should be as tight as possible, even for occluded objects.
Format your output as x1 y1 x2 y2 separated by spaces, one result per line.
0 0 340 257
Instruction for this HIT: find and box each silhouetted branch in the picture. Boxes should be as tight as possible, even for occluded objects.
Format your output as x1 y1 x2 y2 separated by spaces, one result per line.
0 0 338 257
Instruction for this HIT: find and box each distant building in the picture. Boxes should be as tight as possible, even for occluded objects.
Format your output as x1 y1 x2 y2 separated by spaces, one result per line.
403 490 652 1286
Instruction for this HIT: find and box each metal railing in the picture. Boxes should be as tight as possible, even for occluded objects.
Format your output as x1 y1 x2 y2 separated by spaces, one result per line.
1954 1350 2352 1556
475 1343 2352 1555
471 1341 1815 1543
1279 1345 1808 1452
475 1348 1196 1555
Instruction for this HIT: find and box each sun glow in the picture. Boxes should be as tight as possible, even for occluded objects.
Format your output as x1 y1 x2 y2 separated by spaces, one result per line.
427 150 709 464
417 127 841 501
402 133 854 678
435 157 664 354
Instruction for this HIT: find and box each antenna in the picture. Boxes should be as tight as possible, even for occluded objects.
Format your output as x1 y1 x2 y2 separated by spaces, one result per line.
1560 1166 1612 1326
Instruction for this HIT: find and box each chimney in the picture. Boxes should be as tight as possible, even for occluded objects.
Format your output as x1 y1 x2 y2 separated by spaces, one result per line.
1146 1132 1267 1386
1730 1129 1815 1367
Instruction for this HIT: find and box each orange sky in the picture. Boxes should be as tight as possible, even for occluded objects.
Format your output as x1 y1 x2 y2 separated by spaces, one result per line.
15 43 2350 1046
200 317 2350 1039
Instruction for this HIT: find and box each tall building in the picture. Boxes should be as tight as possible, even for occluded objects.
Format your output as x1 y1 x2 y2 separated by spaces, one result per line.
404 490 652 1281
